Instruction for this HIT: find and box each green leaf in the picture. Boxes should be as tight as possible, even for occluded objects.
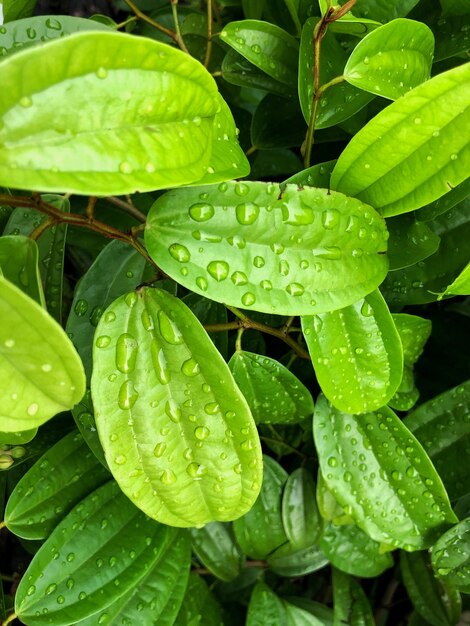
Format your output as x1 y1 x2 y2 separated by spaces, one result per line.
318 2 381 36
0 235 45 305
0 15 111 58
77 531 191 626
250 148 303 179
246 582 287 626
228 351 314 424
386 213 441 271
316 471 355 526
282 468 322 548
299 19 374 129
434 14 470 62
233 455 288 558
0 428 37 446
405 381 470 500
221 48 294 96
15 481 180 625
439 261 470 297
388 314 432 411
4 430 109 539
0 275 85 432
91 287 262 527
440 0 470 15
331 63 470 217
320 522 393 577
182 292 228 360
284 602 326 626
220 20 299 88
344 19 434 100
282 160 337 189
332 568 375 626
267 541 329 577
66 239 151 381
302 290 403 414
251 94 306 149
0 31 222 195
2 0 36 22
242 0 265 19
353 0 420 23
71 389 107 469
145 182 389 316
401 551 462 626
174 574 224 626
284 598 334 625
314 395 457 550
190 522 245 582
432 517 470 590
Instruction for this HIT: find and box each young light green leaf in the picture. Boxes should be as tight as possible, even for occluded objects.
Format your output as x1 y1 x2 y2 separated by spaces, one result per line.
282 468 322 548
4 430 109 539
314 395 457 550
432 517 470 590
0 31 221 195
405 381 470 500
302 290 403 414
332 568 375 626
389 314 432 411
344 19 434 100
228 351 314 424
0 15 111 58
318 2 381 36
233 455 288 559
331 63 470 217
316 471 355 526
439 261 470 298
174 574 224 626
220 20 299 88
320 522 393 577
145 182 389 316
0 235 45 305
91 287 262 527
401 551 462 626
247 582 287 626
299 19 374 129
0 276 85 432
386 213 440 271
190 522 244 582
15 481 180 625
221 48 294 96
66 239 151 381
77 531 191 626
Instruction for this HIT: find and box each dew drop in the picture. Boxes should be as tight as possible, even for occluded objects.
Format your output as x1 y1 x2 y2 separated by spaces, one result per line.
119 161 132 174
286 282 304 296
165 399 181 423
96 335 111 349
153 442 167 458
19 96 33 108
96 67 107 79
241 292 256 307
114 455 127 465
322 208 340 229
158 310 183 344
160 469 177 484
169 243 190 263
196 276 208 291
231 271 248 286
74 299 88 317
235 202 259 225
207 260 229 281
118 381 139 410
189 203 215 222
115 333 138 373
27 403 39 416
260 279 272 291
194 426 210 440
181 357 200 377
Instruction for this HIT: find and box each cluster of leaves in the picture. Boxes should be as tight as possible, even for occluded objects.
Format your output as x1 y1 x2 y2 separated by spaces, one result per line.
0 0 469 624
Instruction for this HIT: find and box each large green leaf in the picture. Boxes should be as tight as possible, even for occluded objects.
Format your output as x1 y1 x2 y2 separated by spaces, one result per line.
314 395 457 550
386 213 440 271
284 602 326 626
267 541 329 577
401 551 462 626
353 0 420 23
145 182 389 316
0 15 110 58
71 389 107 468
246 582 287 626
302 290 403 414
228 351 314 424
331 63 470 216
299 19 374 129
91 287 262 527
190 522 245 582
0 276 85 432
440 0 469 15
4 430 109 539
344 19 434 100
332 569 375 626
0 31 223 195
233 455 288 559
282 468 322 549
432 517 470 590
405 381 470 501
220 20 299 88
182 292 228 359
221 48 293 96
174 574 224 626
0 235 45 305
15 481 180 625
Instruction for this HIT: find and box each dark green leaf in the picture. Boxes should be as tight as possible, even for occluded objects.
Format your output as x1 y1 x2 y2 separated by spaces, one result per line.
246 582 287 626
182 292 228 359
267 539 329 577
221 48 294 96
251 94 306 149
71 389 107 469
432 517 470 590
332 568 375 626
434 13 470 62
282 468 322 548
386 214 441 271
174 574 224 626
353 0 421 23
2 0 36 22
190 522 245 582
0 235 45 305
316 471 355 526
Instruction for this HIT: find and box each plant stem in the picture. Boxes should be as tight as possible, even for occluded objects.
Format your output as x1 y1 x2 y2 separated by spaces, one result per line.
123 0 179 44
1 613 18 626
170 0 190 54
235 327 244 351
116 15 138 29
105 196 147 223
29 218 55 240
0 520 5 530
204 0 214 68
317 74 346 96
245 146 257 156
260 436 306 458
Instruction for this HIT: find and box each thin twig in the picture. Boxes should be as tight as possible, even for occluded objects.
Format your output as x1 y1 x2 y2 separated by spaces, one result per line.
261 436 306 459
0 520 5 530
1 613 18 626
235 327 244 351
170 0 190 54
204 0 214 68
123 0 179 43
105 196 147 223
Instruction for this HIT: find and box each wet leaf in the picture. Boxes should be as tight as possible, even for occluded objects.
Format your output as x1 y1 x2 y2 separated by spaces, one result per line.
344 19 434 100
0 276 85 432
316 471 355 526
251 94 306 149
174 574 224 626
190 522 245 582
91 287 262 527
432 517 470 590
332 568 375 626
267 541 329 577
331 63 470 216
439 261 470 298
353 0 421 23
246 582 287 626
386 214 440 271
145 182 389 316
314 395 457 550
0 235 45 305
5 430 109 539
302 290 403 414
229 351 314 424
221 48 294 96
71 389 107 469
2 0 36 22
282 160 337 190
282 468 322 548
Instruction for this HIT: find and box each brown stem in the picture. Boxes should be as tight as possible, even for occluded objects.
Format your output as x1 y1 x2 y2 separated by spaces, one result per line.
105 196 147 223
204 0 214 68
86 196 97 220
123 0 179 44
170 0 190 54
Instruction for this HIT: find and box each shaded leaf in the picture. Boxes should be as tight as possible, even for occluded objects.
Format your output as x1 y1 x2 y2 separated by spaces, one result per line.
332 568 375 626
71 389 107 469
386 213 441 271
316 471 355 526
267 540 329 577
353 0 421 23
2 0 36 22
221 48 293 96
145 182 389 316
282 468 322 548
190 522 245 582
282 159 337 190
174 574 224 626
247 582 286 626
0 235 45 305
182 292 228 359
251 94 306 149
432 517 470 590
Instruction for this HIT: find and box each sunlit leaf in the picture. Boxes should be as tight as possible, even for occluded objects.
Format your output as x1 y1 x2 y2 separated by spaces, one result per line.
439 261 470 298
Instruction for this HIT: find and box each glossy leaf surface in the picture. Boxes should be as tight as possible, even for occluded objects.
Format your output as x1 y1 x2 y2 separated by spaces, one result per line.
145 182 389 316
2 0 36 22
432 517 470 589
220 20 299 88
0 276 85 432
233 456 288 559
229 351 314 424
5 430 109 539
267 541 329 577
71 389 107 469
91 287 262 527
316 471 354 526
386 214 440 271
190 522 244 581
15 481 179 625
332 569 375 626
314 395 457 550
332 63 470 216
283 160 337 190
405 381 470 500
0 31 221 194
440 261 470 297
302 290 403 413
282 468 321 548
353 0 420 22
344 19 434 100
221 48 293 96
246 582 286 626
0 235 44 305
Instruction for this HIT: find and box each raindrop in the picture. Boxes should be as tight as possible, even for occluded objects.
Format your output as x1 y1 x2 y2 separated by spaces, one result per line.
74 299 88 316
96 335 111 349
253 256 265 268
286 282 304 296
322 209 340 229
194 426 210 440
119 161 132 174
196 276 208 291
231 271 248 286
154 442 167 457
27 403 39 416
181 357 200 377
186 462 206 479
169 243 190 263
204 402 219 415
189 203 215 222
160 469 177 484
118 381 139 410
96 67 107 79
158 310 183 344
19 96 33 108
150 343 170 385
260 279 272 291
115 333 138 373
241 292 256 306
361 301 374 317
207 260 229 281
114 455 127 465
235 202 259 225
165 399 181 423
